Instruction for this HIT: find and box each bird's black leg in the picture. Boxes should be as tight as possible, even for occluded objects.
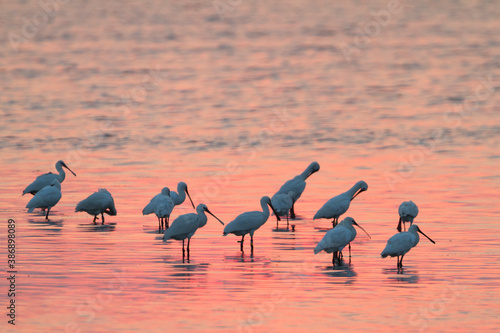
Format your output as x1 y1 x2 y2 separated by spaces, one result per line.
101 212 105 225
166 216 169 229
182 239 185 258
397 217 402 232
187 238 190 261
276 216 279 228
349 243 352 258
238 235 245 252
250 234 254 252
158 217 161 233
45 208 50 220
93 215 98 224
332 251 336 265
290 204 296 219
286 213 289 228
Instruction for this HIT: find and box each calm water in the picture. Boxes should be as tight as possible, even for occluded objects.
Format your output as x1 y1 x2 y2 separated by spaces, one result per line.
1 1 499 332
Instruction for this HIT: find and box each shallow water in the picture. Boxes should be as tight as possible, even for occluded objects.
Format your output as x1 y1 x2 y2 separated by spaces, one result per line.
1 0 500 332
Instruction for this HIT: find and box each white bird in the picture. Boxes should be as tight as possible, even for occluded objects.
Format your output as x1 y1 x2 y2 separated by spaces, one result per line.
163 204 224 260
381 224 435 272
75 189 117 224
314 217 371 264
313 180 368 226
272 161 320 219
397 200 419 232
26 179 62 219
23 160 76 196
271 191 294 228
223 196 280 252
143 187 175 233
170 182 195 209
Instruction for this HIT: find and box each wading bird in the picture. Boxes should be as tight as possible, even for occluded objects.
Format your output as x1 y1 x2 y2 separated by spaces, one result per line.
397 200 419 232
271 191 294 228
223 196 280 252
313 180 368 227
23 160 76 196
26 179 62 219
143 187 175 233
163 204 224 260
170 182 195 209
314 217 371 265
272 161 320 219
75 189 117 224
381 224 435 273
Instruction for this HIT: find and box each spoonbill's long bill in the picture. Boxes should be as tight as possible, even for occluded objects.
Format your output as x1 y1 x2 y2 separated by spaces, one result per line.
143 187 175 233
397 200 419 232
163 204 224 260
272 161 320 219
75 189 117 224
223 196 280 252
23 160 76 196
313 180 368 227
314 217 371 265
170 182 195 209
26 179 62 219
271 191 294 229
381 224 435 273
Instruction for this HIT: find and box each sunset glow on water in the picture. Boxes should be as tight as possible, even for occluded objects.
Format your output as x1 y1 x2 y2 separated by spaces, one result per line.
1 1 499 332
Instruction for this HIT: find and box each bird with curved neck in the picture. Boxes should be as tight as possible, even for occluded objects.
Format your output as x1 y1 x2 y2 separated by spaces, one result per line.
381 224 435 273
314 180 368 227
163 204 224 261
272 161 320 219
143 187 175 233
170 182 195 208
223 196 280 252
26 179 62 220
23 160 76 196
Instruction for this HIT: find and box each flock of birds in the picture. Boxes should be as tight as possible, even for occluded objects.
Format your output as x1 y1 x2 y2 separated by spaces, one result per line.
23 160 435 272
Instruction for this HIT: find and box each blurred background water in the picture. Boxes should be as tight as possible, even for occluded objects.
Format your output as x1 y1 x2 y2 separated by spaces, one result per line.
1 0 499 332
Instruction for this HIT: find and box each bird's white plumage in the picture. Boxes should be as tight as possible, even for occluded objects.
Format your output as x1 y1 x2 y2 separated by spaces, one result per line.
23 160 76 195
399 200 419 222
271 191 294 217
223 196 274 237
143 187 174 219
163 204 222 242
381 224 422 258
272 162 319 205
26 179 62 213
313 180 368 221
75 188 117 217
314 218 357 254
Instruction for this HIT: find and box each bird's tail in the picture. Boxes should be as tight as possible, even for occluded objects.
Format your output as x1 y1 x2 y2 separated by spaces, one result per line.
380 248 390 258
313 242 324 254
27 207 35 213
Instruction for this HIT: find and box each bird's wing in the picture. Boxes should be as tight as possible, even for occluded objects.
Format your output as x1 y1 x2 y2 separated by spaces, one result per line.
154 195 174 217
274 176 305 202
313 196 350 219
23 173 56 194
271 195 293 215
163 213 199 241
381 232 414 257
26 186 61 211
224 211 264 234
314 227 352 254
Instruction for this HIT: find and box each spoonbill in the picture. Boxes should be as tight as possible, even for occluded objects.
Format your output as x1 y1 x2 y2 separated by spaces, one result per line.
272 161 320 219
223 196 280 252
163 204 224 260
170 182 195 209
23 160 76 196
381 224 435 272
397 200 419 232
26 179 62 219
143 187 175 233
313 180 368 226
75 189 117 224
314 217 371 265
271 191 294 228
